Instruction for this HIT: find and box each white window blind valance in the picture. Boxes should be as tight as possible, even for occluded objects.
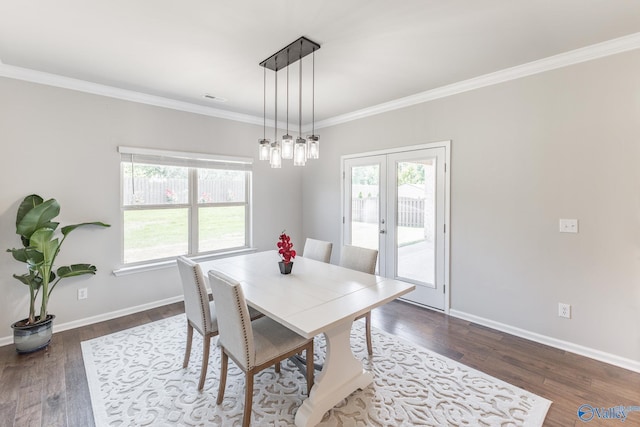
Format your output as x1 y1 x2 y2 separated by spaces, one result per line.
118 146 253 171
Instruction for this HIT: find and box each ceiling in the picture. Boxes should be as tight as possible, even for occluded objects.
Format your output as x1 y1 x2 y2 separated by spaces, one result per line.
1 0 640 127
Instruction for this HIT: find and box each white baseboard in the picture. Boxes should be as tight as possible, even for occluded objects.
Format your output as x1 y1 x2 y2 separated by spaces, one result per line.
4 300 637 375
0 295 184 348
449 309 640 374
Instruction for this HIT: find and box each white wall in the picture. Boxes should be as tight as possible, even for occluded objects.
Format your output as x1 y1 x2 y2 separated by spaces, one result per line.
2 49 639 368
302 49 640 365
0 77 303 341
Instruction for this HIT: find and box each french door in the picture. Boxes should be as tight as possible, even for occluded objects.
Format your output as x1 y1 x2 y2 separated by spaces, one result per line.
342 143 449 311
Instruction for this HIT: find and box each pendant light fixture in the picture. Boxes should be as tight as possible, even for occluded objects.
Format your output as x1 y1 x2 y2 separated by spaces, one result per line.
306 48 320 159
258 36 321 168
293 39 307 166
281 49 294 160
269 54 282 168
258 66 270 161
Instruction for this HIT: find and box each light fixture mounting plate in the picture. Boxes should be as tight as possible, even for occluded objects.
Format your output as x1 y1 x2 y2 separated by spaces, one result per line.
260 36 320 71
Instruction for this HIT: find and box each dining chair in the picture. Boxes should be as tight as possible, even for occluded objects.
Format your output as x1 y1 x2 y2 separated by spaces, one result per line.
339 245 379 355
176 256 263 390
302 238 333 263
208 269 314 427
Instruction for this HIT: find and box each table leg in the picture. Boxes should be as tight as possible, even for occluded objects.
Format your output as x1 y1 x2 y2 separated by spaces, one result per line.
294 320 373 427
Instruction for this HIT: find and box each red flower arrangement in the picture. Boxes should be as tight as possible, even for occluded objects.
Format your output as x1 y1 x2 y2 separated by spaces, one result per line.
277 231 296 264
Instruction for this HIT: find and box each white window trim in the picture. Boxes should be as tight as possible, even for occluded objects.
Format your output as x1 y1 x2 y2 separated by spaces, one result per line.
116 146 253 272
118 146 252 166
112 247 258 276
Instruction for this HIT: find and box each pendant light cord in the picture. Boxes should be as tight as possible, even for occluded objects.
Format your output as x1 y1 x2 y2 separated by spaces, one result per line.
299 40 303 137
312 48 315 136
286 49 289 135
263 66 266 139
274 55 278 143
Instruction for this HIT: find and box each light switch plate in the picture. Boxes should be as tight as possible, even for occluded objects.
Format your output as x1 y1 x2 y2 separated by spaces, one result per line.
559 219 578 233
558 302 571 319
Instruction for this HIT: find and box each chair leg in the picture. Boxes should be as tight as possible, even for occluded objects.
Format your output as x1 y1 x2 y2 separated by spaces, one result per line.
365 312 373 355
217 350 228 404
275 361 280 373
305 341 314 395
242 371 254 427
183 323 193 368
198 334 210 390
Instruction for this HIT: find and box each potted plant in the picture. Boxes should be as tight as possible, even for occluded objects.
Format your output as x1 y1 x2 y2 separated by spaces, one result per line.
6 194 110 353
276 231 296 274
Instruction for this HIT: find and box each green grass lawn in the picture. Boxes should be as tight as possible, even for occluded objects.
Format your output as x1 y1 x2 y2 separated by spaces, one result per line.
124 206 245 263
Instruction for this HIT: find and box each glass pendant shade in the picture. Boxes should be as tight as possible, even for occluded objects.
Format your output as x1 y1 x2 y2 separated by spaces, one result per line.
270 141 282 168
281 135 294 159
307 135 319 159
293 137 307 166
259 138 271 160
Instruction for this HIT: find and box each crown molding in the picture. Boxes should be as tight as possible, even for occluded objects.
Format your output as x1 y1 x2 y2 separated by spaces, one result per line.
314 31 640 130
0 60 266 127
2 32 640 131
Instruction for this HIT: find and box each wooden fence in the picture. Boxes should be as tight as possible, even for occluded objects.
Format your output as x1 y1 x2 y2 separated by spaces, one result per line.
123 178 245 205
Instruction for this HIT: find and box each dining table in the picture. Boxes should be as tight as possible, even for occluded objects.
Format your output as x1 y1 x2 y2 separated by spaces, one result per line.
200 250 415 427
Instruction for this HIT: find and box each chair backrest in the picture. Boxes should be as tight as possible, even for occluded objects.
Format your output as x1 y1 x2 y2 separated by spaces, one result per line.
339 245 378 274
208 269 255 370
303 238 333 263
177 256 213 335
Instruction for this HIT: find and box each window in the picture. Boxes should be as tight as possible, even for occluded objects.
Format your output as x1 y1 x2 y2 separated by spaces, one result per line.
119 147 252 265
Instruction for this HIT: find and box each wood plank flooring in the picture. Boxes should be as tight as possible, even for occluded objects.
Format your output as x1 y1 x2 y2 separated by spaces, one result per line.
1 300 638 426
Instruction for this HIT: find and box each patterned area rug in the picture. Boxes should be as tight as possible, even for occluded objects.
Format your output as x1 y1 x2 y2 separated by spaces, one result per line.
81 314 551 426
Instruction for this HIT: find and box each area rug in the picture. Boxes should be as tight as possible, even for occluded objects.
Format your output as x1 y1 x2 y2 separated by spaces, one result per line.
81 314 551 426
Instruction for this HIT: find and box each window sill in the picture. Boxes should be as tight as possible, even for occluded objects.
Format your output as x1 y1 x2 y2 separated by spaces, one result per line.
112 247 258 277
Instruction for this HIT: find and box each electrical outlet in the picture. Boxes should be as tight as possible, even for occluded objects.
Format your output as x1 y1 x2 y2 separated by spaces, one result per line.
559 219 578 233
78 288 88 300
558 302 571 319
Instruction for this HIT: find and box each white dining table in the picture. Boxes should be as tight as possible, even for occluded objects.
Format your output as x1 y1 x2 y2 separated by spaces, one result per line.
200 250 415 427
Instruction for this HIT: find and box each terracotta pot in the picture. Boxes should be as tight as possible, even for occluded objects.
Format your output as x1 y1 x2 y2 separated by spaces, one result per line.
278 261 293 274
11 314 55 354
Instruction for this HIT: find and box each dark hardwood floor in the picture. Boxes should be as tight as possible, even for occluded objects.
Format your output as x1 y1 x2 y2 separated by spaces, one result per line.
1 300 638 426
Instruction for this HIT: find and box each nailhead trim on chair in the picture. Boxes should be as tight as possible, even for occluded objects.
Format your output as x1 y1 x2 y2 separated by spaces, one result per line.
192 262 210 335
232 284 252 370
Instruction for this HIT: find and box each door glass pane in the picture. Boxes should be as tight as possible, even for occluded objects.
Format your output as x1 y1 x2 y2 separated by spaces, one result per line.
350 165 379 252
124 208 188 263
396 159 435 285
199 206 246 252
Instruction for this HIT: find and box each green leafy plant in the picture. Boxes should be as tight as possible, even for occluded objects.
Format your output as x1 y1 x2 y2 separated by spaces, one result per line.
6 194 110 326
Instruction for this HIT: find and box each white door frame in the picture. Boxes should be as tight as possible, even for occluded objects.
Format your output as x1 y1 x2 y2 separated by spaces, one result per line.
341 141 451 313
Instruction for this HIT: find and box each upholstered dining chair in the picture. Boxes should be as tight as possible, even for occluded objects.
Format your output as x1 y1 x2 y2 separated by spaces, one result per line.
339 245 379 355
176 256 263 390
302 238 333 263
208 269 314 427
